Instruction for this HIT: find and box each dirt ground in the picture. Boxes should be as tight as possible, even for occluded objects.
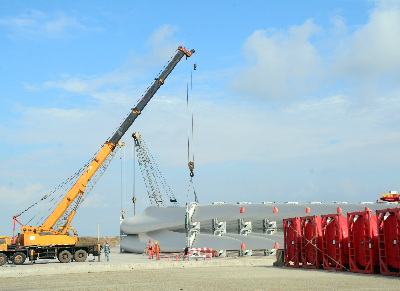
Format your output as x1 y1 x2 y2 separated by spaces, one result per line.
1 265 399 291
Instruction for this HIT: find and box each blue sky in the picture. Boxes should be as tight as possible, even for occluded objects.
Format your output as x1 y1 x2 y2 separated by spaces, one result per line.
1 0 400 237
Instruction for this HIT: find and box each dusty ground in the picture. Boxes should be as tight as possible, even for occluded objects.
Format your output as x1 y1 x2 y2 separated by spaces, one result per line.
0 249 398 290
1 265 399 291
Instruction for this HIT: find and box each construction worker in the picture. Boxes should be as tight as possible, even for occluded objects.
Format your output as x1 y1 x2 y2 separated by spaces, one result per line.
146 239 155 259
154 241 161 260
104 241 111 262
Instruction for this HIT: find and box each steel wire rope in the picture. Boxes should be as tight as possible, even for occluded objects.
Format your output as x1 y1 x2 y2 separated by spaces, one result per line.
186 59 197 203
133 137 165 206
143 140 178 206
17 47 179 226
132 139 135 202
21 150 99 226
34 153 97 227
53 143 124 230
121 145 123 210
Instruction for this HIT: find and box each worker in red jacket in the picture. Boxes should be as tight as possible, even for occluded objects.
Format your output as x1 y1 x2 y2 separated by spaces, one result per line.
154 241 161 260
146 239 155 259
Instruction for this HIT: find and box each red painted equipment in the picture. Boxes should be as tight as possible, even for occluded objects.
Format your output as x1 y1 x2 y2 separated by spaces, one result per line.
240 207 245 213
300 215 323 269
283 217 301 267
321 207 349 271
241 243 245 250
347 207 379 274
376 207 400 276
185 248 212 261
273 207 278 213
379 191 400 203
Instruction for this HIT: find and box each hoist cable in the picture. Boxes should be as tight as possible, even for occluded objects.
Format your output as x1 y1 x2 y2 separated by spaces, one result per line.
133 139 135 200
187 82 190 164
191 55 196 165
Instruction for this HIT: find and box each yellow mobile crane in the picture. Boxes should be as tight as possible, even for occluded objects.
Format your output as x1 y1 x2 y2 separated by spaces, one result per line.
0 46 194 265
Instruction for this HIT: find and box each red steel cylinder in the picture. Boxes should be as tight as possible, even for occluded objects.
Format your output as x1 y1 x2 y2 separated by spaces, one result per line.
348 207 378 274
283 217 301 267
321 208 349 271
300 215 323 269
377 207 400 276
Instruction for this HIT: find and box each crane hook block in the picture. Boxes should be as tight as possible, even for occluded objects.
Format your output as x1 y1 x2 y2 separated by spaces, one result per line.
188 161 194 177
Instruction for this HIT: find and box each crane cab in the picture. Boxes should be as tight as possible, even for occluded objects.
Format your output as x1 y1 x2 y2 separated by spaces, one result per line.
0 236 8 251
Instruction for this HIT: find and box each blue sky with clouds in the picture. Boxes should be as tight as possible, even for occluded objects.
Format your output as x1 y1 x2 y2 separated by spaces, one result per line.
1 0 400 237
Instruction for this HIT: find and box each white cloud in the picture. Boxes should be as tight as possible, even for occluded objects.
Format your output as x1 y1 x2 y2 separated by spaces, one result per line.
33 25 181 104
23 82 41 91
330 15 347 36
232 19 322 103
80 193 108 208
332 3 400 79
43 78 89 93
0 183 47 206
0 9 101 39
147 24 178 47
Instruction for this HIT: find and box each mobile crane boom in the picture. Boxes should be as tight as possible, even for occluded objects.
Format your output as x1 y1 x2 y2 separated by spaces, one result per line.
18 46 195 247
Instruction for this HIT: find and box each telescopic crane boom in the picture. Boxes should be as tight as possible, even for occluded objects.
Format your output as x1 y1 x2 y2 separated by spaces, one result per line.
18 46 195 247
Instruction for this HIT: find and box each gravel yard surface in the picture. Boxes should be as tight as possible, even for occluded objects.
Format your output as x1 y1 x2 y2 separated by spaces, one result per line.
1 265 399 290
0 249 398 290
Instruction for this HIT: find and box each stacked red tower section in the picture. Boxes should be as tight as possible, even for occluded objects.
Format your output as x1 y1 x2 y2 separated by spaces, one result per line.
347 207 379 274
282 206 398 276
283 217 301 267
377 207 400 276
300 215 323 269
321 207 349 271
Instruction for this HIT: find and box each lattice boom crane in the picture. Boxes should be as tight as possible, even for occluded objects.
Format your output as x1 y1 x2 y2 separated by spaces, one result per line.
0 46 194 264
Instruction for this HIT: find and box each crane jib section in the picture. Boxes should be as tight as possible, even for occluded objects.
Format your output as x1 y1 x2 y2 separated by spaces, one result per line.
41 142 115 229
109 47 194 144
36 46 194 232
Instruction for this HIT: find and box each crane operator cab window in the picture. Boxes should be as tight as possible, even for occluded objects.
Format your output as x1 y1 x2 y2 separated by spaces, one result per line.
0 237 7 251
66 229 74 237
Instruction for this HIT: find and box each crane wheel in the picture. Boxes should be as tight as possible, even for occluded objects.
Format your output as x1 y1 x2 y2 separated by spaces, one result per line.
58 250 72 263
12 252 26 265
0 253 7 266
74 250 87 262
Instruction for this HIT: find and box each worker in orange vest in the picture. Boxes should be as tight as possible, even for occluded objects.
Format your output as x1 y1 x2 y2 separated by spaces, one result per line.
154 241 161 260
146 239 155 259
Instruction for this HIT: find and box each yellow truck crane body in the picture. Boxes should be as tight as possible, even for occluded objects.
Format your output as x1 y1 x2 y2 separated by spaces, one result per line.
0 46 194 265
19 142 116 246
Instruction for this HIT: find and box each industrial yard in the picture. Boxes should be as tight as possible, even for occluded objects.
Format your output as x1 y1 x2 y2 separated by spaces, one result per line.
1 250 399 290
2 1 400 290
